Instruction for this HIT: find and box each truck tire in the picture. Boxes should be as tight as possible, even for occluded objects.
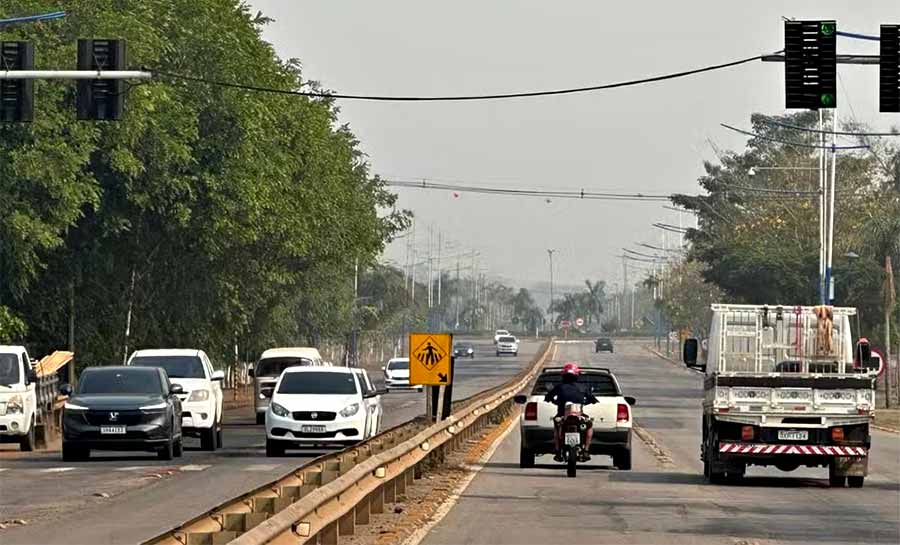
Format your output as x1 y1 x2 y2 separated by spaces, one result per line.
19 417 35 452
200 427 216 451
705 431 726 484
828 464 846 488
519 447 535 468
614 447 632 470
847 476 864 488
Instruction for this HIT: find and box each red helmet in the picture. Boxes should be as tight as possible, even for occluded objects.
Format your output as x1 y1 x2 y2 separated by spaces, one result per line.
562 362 581 376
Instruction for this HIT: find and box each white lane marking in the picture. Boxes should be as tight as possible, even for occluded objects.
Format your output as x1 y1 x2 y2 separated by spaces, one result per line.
243 464 280 471
0 468 7 473
115 466 152 472
179 464 211 471
40 467 76 473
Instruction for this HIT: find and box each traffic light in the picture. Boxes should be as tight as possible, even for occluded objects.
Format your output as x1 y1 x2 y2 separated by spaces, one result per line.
784 20 837 109
76 39 127 120
881 24 900 113
0 42 35 122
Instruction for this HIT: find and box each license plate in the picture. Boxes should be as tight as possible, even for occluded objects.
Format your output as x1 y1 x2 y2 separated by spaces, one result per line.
778 430 808 441
100 426 126 434
301 425 326 434
564 432 581 446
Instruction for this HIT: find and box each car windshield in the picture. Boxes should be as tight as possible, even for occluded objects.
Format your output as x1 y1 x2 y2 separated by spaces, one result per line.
532 374 620 396
277 372 358 395
499 336 516 343
388 360 409 371
455 344 472 350
131 355 205 379
256 357 314 377
78 369 164 395
0 354 21 386
496 331 508 335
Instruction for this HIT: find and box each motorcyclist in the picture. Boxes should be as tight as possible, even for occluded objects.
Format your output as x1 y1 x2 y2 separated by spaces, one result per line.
544 362 598 461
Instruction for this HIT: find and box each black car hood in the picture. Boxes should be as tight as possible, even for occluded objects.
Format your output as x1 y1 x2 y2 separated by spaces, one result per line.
70 394 165 409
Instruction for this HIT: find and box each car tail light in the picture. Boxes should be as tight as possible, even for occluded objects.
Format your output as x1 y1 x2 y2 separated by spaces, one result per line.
741 425 754 441
524 402 538 421
616 403 629 423
831 427 844 441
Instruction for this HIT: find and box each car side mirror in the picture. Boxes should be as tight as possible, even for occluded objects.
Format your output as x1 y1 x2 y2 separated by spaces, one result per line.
170 384 184 395
211 370 225 381
247 367 255 378
856 340 873 367
26 369 37 385
60 384 73 396
683 338 699 366
513 394 527 404
624 396 636 406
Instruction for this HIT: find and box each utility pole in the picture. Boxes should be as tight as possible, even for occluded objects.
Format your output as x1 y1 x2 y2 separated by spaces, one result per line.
547 249 556 330
826 111 838 304
455 255 461 328
437 231 442 308
886 256 894 409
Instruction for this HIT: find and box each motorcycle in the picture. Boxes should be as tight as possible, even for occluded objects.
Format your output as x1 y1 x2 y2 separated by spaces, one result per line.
556 403 592 478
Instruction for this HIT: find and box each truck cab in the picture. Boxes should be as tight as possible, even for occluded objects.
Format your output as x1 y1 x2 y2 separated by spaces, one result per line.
685 304 877 488
0 345 38 451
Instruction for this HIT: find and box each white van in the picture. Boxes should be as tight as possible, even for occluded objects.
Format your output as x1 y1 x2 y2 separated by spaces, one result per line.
250 347 327 425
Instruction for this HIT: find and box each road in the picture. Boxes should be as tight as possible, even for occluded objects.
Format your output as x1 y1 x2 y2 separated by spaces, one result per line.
423 339 900 545
0 339 541 545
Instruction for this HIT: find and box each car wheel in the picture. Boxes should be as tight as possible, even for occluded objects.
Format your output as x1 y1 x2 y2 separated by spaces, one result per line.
216 421 224 449
519 447 535 468
19 417 35 452
614 447 632 470
174 435 184 458
266 438 284 457
158 436 175 461
847 476 864 488
496 352 501 357
256 413 265 425
62 442 88 462
200 427 216 451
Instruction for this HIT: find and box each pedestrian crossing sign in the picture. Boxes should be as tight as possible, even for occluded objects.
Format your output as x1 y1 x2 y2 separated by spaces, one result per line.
409 333 452 385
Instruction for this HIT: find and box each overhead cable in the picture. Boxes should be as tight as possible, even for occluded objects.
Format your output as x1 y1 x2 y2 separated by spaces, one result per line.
720 124 870 150
762 119 900 137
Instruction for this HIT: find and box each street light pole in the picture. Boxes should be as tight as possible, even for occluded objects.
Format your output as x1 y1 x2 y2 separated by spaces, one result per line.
547 249 556 330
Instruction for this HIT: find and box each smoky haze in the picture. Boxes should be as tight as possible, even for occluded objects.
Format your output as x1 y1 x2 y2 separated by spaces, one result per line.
248 0 898 293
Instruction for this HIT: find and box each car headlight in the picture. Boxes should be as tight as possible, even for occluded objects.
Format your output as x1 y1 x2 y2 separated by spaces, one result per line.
467 348 474 354
270 402 289 417
188 389 210 402
64 401 88 411
7 395 23 413
340 403 360 417
139 402 168 410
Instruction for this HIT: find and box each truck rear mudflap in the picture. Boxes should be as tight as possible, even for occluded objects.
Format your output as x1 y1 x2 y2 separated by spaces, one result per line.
719 442 867 456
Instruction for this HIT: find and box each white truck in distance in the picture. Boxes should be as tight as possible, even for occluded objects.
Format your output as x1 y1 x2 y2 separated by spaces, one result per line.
684 304 877 488
493 330 510 345
0 346 39 450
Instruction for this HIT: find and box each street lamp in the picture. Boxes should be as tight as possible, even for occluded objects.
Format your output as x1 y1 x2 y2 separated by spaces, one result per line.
547 249 556 331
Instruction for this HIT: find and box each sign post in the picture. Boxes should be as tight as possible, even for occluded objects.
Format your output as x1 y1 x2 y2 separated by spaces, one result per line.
409 332 453 422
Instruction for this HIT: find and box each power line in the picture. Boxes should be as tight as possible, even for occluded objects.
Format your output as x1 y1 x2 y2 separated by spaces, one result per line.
385 180 672 201
720 123 870 150
762 119 900 137
151 52 765 103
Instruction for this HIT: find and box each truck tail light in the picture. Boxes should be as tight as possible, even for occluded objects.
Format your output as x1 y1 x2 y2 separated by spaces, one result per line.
831 427 844 441
616 403 629 423
524 402 538 421
741 425 754 441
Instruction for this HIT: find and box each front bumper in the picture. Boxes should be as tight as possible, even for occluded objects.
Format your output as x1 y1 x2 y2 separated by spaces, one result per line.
63 411 172 450
0 413 28 438
385 378 421 390
496 345 518 354
181 400 216 431
266 410 367 445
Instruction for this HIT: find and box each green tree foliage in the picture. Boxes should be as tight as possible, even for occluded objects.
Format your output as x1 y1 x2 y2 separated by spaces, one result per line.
510 288 543 331
0 1 408 364
549 280 605 328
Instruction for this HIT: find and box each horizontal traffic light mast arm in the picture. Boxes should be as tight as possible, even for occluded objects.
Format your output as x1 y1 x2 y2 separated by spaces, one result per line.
763 54 879 65
0 70 151 80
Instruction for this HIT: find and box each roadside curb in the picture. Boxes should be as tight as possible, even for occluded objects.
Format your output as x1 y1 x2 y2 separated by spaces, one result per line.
872 424 900 435
644 346 703 375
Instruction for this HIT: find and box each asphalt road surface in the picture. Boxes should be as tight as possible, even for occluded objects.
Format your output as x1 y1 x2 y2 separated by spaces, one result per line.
0 338 542 545
423 339 900 545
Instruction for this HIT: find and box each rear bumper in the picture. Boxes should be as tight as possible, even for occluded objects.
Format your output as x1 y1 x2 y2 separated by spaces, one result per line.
521 427 630 454
719 442 867 457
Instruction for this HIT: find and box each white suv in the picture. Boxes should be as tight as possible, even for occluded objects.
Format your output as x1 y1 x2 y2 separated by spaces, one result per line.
265 366 383 456
128 349 224 450
495 335 519 357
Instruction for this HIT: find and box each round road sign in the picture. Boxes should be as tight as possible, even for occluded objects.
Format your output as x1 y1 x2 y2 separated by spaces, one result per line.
575 318 585 327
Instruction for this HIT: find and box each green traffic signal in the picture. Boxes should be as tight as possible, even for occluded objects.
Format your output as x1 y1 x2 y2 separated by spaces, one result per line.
820 22 835 36
821 93 835 107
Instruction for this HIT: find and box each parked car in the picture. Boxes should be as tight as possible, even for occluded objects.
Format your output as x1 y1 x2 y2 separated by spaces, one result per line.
250 347 328 425
61 366 183 461
493 330 511 345
382 357 422 392
453 342 476 359
515 366 635 470
496 336 519 357
595 338 614 353
0 346 38 451
127 349 224 450
265 367 384 456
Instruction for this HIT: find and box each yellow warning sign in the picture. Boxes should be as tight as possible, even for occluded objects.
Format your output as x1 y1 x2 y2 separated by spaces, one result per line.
409 333 452 386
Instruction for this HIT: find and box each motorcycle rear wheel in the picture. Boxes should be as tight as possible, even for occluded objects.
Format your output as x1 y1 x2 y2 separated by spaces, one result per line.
566 450 577 478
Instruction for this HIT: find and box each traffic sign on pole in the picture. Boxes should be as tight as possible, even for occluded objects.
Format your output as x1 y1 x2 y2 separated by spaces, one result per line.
575 318 585 328
409 332 452 385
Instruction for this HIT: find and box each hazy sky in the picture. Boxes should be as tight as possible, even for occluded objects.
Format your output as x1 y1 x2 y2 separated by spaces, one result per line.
248 1 899 293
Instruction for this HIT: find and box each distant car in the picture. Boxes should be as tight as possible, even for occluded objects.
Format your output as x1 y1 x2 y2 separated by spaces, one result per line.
496 336 519 357
265 367 383 455
250 347 328 424
61 366 184 461
382 358 422 392
453 343 476 359
595 338 614 353
127 349 225 450
493 330 510 345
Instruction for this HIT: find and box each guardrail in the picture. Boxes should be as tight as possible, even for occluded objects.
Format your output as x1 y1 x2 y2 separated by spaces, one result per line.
146 340 552 545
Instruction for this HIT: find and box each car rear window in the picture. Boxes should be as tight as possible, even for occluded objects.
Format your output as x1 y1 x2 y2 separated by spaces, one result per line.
256 357 314 377
78 369 164 395
388 360 409 371
131 355 205 379
532 374 619 396
277 372 358 395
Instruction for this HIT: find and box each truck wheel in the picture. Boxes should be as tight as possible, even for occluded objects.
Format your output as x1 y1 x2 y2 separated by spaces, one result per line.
19 417 35 452
266 438 284 457
200 427 216 451
847 476 864 488
256 413 265 425
705 433 726 484
614 447 632 470
519 447 535 468
828 464 846 487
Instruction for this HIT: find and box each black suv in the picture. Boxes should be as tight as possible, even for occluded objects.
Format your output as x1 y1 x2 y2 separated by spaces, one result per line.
62 366 183 461
595 337 614 353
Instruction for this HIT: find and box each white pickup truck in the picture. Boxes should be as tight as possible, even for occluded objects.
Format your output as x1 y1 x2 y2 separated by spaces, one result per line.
0 345 39 450
515 366 636 470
